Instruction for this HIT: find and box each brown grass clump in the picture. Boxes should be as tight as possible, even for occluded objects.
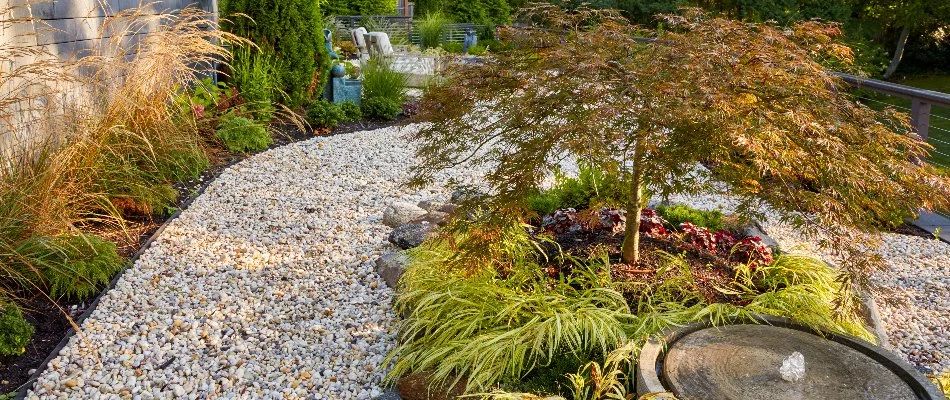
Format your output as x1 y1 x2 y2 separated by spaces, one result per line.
0 4 240 319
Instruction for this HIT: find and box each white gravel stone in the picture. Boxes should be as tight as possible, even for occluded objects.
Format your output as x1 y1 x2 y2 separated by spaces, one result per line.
28 125 488 399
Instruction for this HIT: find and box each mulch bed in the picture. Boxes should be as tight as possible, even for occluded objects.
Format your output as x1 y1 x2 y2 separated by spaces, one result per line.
0 116 406 395
540 228 741 307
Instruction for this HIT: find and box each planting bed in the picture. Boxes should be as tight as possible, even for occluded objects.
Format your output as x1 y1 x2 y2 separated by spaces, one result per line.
17 124 949 398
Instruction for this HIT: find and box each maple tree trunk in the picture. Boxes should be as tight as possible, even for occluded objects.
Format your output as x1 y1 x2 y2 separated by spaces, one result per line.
621 146 644 264
883 25 910 79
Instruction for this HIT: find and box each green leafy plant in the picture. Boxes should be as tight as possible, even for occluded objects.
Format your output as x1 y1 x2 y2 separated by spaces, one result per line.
215 115 272 153
467 44 488 55
525 164 628 215
231 46 280 123
656 204 724 232
417 12 450 49
0 300 33 356
16 235 125 300
442 42 464 53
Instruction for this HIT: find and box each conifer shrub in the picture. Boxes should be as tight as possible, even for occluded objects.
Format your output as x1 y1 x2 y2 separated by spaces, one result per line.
215 116 272 153
0 300 33 356
220 0 330 107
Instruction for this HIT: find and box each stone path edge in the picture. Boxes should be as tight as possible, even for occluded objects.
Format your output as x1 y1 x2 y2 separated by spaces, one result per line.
13 157 244 400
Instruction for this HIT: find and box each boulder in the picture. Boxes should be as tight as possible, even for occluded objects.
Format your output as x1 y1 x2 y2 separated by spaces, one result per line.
416 199 445 212
437 203 459 215
410 211 450 227
449 188 486 204
742 223 780 250
383 202 427 228
375 252 409 289
374 389 403 400
388 223 436 249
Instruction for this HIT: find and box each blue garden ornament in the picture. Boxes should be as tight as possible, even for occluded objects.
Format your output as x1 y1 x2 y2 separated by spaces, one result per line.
462 28 478 54
323 28 339 60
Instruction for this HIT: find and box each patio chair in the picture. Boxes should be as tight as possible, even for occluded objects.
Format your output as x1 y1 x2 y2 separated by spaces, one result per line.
350 27 369 61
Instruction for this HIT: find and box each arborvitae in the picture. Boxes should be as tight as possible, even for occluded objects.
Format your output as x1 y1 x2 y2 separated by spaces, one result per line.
220 0 331 108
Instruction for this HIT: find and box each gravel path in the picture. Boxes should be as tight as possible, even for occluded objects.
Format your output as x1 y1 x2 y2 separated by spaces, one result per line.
667 190 950 374
28 125 480 400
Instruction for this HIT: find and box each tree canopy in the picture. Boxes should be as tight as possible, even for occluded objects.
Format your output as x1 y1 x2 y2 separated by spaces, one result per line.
408 5 950 293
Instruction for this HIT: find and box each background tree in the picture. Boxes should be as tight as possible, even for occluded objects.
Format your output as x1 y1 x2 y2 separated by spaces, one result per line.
220 0 330 107
851 0 950 77
325 0 396 17
408 5 950 294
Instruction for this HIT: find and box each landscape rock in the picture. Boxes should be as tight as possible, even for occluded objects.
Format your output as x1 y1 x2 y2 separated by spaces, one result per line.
410 211 450 227
437 203 459 215
375 252 409 289
742 224 780 250
449 188 486 204
389 223 437 249
416 200 444 212
383 202 428 228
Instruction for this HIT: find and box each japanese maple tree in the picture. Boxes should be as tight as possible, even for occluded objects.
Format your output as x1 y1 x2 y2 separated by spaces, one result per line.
407 5 949 285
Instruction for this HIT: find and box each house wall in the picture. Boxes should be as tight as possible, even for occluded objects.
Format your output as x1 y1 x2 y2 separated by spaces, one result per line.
0 0 218 160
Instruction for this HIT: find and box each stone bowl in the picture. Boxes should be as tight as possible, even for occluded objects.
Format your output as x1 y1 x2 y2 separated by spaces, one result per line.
636 315 942 400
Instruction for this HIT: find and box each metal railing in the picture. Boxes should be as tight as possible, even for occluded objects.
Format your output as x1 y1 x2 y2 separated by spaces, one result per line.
332 16 486 46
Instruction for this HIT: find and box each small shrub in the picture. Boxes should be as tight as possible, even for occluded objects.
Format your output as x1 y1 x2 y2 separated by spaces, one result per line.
442 42 464 53
361 97 403 120
657 204 725 232
307 100 347 128
526 190 561 215
308 100 362 128
0 300 33 356
361 57 407 120
215 116 271 153
339 101 362 121
417 12 450 49
18 235 125 300
466 44 488 55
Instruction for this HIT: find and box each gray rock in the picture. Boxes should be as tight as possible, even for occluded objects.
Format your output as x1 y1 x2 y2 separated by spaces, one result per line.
374 388 403 400
416 200 444 212
743 224 780 250
449 188 486 204
375 252 409 288
411 211 450 226
388 223 436 249
382 202 427 228
437 203 459 215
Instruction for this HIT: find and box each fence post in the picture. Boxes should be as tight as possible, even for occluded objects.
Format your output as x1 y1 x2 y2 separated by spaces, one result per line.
910 99 931 142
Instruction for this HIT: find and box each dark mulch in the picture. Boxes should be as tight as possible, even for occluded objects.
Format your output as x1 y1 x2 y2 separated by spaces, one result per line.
0 115 407 395
540 227 743 307
893 223 933 239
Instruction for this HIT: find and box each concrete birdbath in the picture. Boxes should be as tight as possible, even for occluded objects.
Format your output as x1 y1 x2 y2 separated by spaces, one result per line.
636 316 942 400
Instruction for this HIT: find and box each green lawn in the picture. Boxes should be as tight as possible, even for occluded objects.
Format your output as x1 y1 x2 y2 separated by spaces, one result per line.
858 74 950 172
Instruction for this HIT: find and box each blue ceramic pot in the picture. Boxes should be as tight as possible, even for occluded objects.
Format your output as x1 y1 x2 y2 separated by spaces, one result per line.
330 64 346 78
